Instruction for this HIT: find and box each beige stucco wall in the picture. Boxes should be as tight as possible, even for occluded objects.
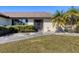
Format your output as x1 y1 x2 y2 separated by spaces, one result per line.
43 19 55 32
28 19 34 25
0 17 12 26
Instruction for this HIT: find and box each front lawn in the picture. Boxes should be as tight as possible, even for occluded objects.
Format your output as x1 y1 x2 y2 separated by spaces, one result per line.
0 35 79 53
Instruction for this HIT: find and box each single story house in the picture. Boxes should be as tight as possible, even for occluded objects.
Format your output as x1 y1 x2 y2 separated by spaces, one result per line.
0 12 56 32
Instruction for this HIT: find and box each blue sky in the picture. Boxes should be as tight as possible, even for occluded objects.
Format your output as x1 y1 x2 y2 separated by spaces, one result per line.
0 6 79 13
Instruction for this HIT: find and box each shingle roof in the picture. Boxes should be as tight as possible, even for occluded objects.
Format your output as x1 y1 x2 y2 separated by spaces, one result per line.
0 13 9 18
1 12 53 18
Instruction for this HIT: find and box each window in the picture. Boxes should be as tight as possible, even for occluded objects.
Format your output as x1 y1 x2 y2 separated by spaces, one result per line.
25 19 28 23
18 18 28 24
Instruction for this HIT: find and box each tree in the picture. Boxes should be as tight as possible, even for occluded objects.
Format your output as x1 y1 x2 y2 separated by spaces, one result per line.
52 10 66 32
64 7 79 25
63 7 79 32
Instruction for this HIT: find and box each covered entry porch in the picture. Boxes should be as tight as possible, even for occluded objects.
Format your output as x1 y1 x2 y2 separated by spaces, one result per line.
34 18 53 32
34 19 43 32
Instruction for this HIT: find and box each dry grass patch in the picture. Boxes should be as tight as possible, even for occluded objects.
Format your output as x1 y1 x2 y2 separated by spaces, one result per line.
0 35 79 52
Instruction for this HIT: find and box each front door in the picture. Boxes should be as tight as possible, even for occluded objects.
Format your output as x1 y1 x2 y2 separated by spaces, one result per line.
34 19 43 31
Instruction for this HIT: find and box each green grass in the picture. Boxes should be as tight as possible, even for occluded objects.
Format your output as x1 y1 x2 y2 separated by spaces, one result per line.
0 35 79 53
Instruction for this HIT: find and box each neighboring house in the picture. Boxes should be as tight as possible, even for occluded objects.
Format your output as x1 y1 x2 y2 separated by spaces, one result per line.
0 12 54 32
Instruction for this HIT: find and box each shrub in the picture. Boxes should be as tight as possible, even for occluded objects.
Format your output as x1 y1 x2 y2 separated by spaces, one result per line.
8 26 19 33
16 25 25 32
75 25 79 33
7 25 36 33
0 25 36 36
16 25 36 32
64 28 68 32
0 26 9 36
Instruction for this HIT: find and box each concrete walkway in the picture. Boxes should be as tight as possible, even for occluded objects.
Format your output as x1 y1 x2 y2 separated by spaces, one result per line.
0 33 37 44
0 32 79 44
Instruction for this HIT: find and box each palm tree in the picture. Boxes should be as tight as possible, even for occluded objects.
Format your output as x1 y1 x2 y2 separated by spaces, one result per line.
64 7 79 32
64 7 79 24
52 10 66 32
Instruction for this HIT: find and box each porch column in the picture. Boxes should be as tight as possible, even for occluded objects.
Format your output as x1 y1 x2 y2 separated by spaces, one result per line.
28 19 34 25
43 19 54 32
12 19 15 25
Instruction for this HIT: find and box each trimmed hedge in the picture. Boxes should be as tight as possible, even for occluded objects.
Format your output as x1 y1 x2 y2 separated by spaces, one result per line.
16 25 36 32
7 25 36 32
8 26 19 33
0 25 36 36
